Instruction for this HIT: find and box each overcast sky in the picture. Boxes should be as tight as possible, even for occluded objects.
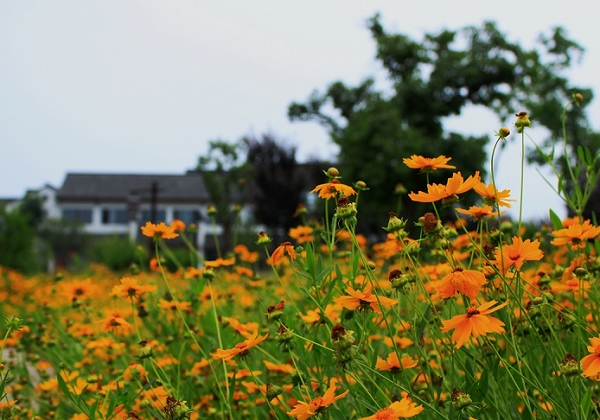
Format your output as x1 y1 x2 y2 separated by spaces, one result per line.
1 1 599 220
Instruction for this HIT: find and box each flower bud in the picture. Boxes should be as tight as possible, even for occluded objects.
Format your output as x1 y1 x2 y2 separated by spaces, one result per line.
441 194 459 207
206 205 217 217
560 353 580 377
420 212 441 234
574 93 584 105
383 212 406 233
514 111 531 128
327 167 340 178
334 196 357 219
389 269 410 290
331 324 355 351
496 127 511 139
256 231 272 246
136 340 154 360
451 388 472 411
267 301 285 323
354 180 368 191
202 268 215 281
394 183 407 195
266 383 283 400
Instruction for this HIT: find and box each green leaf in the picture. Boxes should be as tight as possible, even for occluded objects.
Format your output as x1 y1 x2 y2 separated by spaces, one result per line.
479 368 489 396
57 371 74 401
549 209 563 230
416 305 431 343
585 147 593 164
582 386 593 417
577 145 586 163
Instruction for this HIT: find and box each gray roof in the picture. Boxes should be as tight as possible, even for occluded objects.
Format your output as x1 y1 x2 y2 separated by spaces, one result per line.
56 171 212 203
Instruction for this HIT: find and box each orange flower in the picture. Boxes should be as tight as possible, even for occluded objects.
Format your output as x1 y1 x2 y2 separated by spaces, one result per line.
111 277 157 300
441 300 509 349
375 352 418 372
140 222 179 240
98 313 134 333
289 225 314 244
551 219 600 250
204 257 236 268
170 219 186 232
212 331 269 360
403 154 456 172
287 378 349 419
493 236 543 274
456 205 502 220
311 179 356 200
473 182 515 208
359 398 424 419
334 286 397 313
59 278 98 303
270 242 296 264
408 172 480 204
436 267 487 299
581 336 600 377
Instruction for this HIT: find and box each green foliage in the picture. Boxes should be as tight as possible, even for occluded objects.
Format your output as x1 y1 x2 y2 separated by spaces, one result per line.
18 191 45 229
37 218 88 268
243 133 306 240
197 140 249 253
0 208 37 273
289 16 598 232
89 235 145 271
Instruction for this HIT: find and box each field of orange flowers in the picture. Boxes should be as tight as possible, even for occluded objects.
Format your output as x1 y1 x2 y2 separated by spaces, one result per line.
2 104 600 419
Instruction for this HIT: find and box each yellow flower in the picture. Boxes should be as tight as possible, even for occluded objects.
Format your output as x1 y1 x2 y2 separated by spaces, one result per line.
359 398 424 419
311 179 356 200
212 331 269 360
403 154 456 172
140 221 179 240
375 352 418 373
287 378 349 419
441 300 509 349
111 277 157 300
408 172 480 205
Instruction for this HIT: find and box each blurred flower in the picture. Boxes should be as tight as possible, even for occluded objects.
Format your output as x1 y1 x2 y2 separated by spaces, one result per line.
456 205 502 220
270 242 296 264
141 221 179 240
289 225 314 244
212 331 268 360
375 352 418 372
204 257 236 268
170 219 186 232
111 277 157 300
359 398 424 419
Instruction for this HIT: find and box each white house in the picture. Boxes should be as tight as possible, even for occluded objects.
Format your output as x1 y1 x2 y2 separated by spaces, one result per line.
54 171 248 255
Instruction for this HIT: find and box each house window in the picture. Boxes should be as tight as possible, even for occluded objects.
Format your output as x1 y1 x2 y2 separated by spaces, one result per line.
101 209 129 224
140 210 166 223
62 208 93 224
173 209 201 225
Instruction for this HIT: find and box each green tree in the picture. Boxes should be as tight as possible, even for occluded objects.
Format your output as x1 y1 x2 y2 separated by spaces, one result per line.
243 133 305 242
289 15 598 233
197 140 249 255
0 208 38 273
